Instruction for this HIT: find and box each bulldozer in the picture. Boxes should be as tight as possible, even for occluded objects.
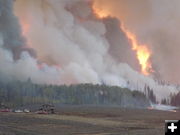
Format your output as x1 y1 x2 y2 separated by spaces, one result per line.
36 104 55 114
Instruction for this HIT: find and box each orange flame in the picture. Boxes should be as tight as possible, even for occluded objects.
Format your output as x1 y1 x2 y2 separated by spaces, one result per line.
120 24 153 75
93 7 109 19
92 5 153 75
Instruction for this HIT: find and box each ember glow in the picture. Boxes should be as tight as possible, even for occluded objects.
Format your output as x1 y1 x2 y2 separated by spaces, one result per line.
93 5 109 19
20 18 30 37
93 4 153 75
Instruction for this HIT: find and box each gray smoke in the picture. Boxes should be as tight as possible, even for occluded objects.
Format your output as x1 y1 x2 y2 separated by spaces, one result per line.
0 0 178 101
0 0 35 59
0 0 61 84
103 17 140 72
93 0 180 84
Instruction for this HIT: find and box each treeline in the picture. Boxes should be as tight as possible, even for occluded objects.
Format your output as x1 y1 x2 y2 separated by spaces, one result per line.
144 85 157 104
0 80 150 108
165 92 180 106
144 85 180 106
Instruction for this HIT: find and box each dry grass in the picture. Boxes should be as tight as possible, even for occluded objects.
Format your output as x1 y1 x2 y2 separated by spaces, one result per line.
0 107 179 135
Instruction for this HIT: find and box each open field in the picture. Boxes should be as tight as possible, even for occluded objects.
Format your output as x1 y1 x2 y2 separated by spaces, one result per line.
0 106 179 135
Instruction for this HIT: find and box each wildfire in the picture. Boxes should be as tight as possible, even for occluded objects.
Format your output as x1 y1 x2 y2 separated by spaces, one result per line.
92 5 153 75
93 6 110 19
120 24 153 75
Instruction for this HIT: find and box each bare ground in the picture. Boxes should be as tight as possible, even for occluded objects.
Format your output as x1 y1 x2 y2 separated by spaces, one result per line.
0 106 179 135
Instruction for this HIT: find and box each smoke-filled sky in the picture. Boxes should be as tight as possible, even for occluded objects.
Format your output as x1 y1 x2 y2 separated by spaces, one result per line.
93 0 180 83
0 0 179 100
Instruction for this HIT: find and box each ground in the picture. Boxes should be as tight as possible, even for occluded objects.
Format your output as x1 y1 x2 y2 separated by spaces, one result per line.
0 106 179 135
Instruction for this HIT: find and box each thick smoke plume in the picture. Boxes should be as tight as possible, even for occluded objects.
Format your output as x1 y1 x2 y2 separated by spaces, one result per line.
0 0 61 84
0 0 178 101
93 0 180 84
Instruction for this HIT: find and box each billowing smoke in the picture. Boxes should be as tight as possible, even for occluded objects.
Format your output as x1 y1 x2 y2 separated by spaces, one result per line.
0 0 178 101
0 0 61 84
93 0 180 84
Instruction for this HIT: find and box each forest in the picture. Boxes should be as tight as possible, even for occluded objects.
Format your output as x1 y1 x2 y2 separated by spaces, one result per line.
0 79 179 108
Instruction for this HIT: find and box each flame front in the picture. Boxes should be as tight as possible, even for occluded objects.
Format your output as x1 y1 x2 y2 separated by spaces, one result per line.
120 24 153 75
93 4 153 75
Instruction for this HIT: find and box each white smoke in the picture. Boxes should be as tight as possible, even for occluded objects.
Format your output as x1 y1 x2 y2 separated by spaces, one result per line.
0 0 178 101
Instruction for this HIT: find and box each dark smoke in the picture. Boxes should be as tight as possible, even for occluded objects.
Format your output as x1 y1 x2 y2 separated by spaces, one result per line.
0 0 178 101
0 0 35 60
103 17 140 72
